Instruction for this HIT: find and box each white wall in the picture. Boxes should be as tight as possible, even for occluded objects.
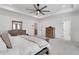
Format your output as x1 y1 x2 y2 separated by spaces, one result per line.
0 15 37 35
40 13 79 42
0 9 72 40
37 15 71 40
71 15 79 42
41 19 63 38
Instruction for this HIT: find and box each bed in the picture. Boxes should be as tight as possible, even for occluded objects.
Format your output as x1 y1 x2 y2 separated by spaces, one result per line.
0 30 50 55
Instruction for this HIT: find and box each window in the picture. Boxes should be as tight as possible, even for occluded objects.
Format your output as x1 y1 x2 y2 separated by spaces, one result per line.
12 21 22 30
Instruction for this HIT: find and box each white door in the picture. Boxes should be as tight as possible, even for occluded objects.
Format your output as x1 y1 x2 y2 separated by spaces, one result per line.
63 20 71 40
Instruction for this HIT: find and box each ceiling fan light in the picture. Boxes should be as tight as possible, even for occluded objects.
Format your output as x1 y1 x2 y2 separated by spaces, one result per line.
37 11 39 14
26 4 50 16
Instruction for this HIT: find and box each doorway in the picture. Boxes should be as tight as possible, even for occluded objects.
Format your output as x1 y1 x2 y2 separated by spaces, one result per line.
63 20 71 40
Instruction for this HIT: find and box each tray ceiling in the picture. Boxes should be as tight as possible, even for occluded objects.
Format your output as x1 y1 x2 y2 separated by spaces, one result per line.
0 4 78 19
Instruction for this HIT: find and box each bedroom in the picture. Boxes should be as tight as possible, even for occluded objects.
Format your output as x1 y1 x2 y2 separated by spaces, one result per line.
0 4 78 55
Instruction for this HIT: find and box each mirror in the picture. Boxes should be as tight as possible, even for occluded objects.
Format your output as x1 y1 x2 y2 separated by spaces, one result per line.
12 21 22 30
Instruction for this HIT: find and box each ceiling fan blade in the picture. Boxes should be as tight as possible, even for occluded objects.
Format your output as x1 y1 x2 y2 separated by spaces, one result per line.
42 10 50 12
30 11 36 13
30 12 34 13
29 10 38 14
33 4 38 9
40 6 47 10
40 11 45 15
36 12 38 15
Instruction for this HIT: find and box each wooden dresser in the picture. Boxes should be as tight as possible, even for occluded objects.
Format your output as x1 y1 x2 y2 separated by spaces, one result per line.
46 26 55 38
8 30 26 36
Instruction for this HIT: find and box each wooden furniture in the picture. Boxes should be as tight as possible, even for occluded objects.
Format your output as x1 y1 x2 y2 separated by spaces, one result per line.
46 26 55 38
8 30 26 36
35 47 49 55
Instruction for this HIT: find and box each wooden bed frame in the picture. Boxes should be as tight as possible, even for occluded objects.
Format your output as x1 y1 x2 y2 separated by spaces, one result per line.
8 30 49 55
35 47 49 55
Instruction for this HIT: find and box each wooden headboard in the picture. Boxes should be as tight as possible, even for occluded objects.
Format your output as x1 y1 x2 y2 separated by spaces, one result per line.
8 30 26 36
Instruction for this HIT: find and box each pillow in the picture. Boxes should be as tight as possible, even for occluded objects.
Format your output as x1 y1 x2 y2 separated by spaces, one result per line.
1 32 12 48
0 37 7 50
8 33 12 39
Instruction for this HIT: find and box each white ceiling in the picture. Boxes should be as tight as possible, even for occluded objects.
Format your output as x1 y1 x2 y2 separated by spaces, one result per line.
0 4 79 19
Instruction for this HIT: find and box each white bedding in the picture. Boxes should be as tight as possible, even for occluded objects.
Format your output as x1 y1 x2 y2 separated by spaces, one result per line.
0 37 7 50
17 35 51 54
19 35 49 48
0 35 50 55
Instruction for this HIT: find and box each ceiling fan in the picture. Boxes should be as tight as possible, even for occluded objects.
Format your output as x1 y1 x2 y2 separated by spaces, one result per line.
26 4 50 15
